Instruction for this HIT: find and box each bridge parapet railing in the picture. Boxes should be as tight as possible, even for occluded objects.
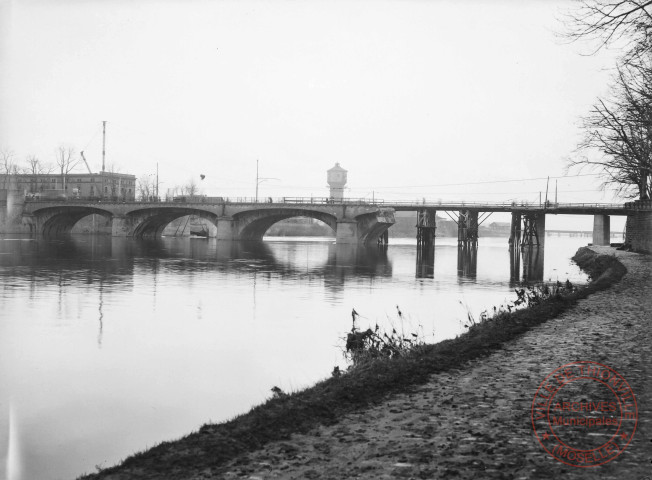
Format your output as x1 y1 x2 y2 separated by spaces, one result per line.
382 200 628 209
185 197 382 205
278 197 381 205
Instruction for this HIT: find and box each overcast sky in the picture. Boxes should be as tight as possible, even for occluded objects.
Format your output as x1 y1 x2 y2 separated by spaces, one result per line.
0 0 628 229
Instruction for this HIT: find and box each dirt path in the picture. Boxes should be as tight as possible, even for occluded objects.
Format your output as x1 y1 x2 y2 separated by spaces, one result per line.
208 247 651 480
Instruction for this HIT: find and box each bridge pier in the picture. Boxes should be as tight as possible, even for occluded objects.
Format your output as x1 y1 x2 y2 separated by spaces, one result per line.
509 244 520 284
521 245 544 282
416 243 435 278
216 217 235 240
625 202 652 252
457 210 478 245
111 215 131 236
377 230 389 246
592 214 610 246
521 213 545 247
335 220 359 244
416 208 437 249
457 243 478 279
508 212 521 245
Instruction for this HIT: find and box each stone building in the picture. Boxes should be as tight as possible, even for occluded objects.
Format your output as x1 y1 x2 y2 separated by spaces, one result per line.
0 171 137 200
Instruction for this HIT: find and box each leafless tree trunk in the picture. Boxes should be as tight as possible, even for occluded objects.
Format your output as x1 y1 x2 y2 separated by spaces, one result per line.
55 146 79 191
1 149 19 189
104 164 121 199
24 155 54 194
26 155 53 175
182 178 199 197
137 175 157 201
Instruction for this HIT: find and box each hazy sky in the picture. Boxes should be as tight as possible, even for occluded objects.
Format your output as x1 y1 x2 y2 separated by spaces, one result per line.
0 0 628 228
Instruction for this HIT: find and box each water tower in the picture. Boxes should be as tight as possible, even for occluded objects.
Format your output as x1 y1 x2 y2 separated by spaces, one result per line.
327 163 347 201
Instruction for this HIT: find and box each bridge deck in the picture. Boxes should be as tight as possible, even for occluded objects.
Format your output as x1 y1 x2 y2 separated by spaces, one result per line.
384 202 628 215
24 198 633 215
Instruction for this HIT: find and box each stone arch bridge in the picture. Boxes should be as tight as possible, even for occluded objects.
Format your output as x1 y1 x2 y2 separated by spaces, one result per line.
21 200 396 245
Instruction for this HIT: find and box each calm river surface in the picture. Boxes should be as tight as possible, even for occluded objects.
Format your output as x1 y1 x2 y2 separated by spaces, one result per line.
0 234 589 480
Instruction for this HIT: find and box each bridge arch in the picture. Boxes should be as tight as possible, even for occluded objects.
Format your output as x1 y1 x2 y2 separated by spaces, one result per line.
128 208 219 237
34 206 114 236
233 209 338 241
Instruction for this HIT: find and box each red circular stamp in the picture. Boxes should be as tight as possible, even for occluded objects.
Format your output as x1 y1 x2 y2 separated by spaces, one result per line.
531 361 638 467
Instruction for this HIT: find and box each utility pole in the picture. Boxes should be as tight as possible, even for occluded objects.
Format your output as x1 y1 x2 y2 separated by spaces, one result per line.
102 121 106 172
156 162 159 201
544 176 549 207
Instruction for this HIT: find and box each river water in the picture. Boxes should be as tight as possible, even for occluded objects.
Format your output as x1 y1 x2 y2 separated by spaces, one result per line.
0 234 590 480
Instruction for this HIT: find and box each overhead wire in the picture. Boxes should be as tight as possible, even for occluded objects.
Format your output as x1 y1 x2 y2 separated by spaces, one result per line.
353 173 602 190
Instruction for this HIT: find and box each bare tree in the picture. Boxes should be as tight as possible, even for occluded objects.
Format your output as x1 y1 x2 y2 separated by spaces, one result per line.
55 146 79 191
25 155 53 175
24 155 53 195
104 163 123 199
563 0 652 59
1 149 19 189
570 58 652 199
137 175 157 201
181 178 199 197
564 2 652 199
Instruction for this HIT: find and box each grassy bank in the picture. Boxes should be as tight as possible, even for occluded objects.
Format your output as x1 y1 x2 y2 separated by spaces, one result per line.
81 247 627 480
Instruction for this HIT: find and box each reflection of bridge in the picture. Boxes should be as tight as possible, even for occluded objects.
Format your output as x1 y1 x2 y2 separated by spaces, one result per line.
19 196 638 246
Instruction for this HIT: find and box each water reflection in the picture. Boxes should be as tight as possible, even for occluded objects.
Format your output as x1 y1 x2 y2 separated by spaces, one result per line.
0 236 134 289
6 403 21 480
97 282 105 348
509 245 521 284
326 243 391 277
522 245 545 282
415 244 435 279
509 245 545 284
0 235 587 480
0 237 396 293
457 244 478 281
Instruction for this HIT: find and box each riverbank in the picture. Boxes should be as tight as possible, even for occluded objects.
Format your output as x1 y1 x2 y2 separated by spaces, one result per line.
80 247 650 480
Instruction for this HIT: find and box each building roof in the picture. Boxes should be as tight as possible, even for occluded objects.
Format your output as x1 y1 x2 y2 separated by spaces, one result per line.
327 162 347 173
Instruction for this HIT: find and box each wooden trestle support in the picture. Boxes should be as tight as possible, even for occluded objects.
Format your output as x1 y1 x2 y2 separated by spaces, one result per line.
457 209 479 245
377 229 389 246
510 212 545 247
509 212 545 283
416 208 437 248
